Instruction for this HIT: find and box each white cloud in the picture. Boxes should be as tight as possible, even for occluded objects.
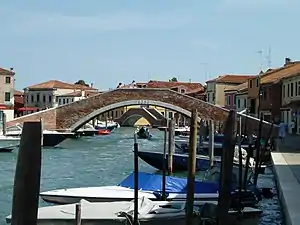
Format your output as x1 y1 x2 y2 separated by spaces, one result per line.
11 10 198 34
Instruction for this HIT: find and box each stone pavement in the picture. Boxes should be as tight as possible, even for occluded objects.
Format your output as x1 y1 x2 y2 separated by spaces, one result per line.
272 134 300 225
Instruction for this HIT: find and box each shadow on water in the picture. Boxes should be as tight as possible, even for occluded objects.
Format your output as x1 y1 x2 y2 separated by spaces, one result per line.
0 127 284 225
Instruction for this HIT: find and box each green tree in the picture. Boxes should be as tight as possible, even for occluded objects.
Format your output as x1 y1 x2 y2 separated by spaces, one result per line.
75 80 89 87
169 77 178 82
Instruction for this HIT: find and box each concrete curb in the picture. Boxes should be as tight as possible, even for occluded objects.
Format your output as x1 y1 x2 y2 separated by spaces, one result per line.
272 152 300 225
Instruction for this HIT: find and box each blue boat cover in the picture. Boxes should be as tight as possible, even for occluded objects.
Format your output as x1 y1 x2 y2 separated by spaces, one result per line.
118 172 221 194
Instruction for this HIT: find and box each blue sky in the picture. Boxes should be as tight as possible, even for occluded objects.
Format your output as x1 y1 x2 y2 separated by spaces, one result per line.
1 0 300 90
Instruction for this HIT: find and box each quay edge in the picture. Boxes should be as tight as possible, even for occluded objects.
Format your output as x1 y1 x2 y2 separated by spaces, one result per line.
272 146 300 225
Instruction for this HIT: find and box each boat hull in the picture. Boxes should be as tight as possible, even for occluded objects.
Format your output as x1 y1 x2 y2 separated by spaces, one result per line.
40 186 220 205
138 151 225 171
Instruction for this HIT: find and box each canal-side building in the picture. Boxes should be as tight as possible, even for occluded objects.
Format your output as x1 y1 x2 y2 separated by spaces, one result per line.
224 82 248 111
56 90 100 106
206 74 255 107
14 90 24 118
0 68 15 121
247 58 300 124
23 80 98 114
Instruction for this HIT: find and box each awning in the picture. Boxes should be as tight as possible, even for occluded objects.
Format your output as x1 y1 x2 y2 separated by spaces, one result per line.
18 107 38 111
0 106 6 110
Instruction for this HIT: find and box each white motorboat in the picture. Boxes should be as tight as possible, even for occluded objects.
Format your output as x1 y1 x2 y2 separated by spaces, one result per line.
6 198 262 225
95 121 120 131
5 124 76 147
40 171 260 206
40 185 219 205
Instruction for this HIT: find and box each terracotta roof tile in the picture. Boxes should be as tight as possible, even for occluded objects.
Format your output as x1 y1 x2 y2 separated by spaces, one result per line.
14 90 23 95
225 82 248 92
145 80 204 92
260 62 300 84
25 80 97 90
206 75 255 84
0 68 15 75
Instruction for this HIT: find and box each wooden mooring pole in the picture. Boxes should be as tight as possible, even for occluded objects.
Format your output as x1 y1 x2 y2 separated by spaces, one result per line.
2 112 6 136
75 202 82 225
217 110 237 225
133 132 139 225
208 120 215 168
161 128 168 200
253 114 263 186
168 118 175 175
186 109 198 225
11 121 42 225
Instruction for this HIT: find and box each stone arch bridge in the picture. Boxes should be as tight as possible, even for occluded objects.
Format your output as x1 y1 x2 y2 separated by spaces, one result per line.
114 107 166 127
6 88 275 135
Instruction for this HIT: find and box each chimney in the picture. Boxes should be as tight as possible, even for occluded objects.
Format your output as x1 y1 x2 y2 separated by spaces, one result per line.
285 57 292 65
91 83 93 88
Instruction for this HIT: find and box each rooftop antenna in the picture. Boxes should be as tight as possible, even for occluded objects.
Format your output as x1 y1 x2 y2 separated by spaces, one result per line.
256 50 263 72
266 47 272 68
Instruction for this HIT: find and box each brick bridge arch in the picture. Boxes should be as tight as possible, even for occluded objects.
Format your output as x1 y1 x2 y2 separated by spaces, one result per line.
6 88 275 134
114 108 166 127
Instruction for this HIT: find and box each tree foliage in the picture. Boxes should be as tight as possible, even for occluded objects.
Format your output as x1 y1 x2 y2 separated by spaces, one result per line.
75 79 89 87
169 77 178 82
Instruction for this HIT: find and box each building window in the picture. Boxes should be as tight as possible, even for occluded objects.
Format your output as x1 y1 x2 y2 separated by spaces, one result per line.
115 111 118 117
212 93 215 101
291 83 294 97
63 99 66 104
244 99 247 107
58 99 61 105
4 92 10 101
288 84 290 97
71 98 74 102
168 112 173 118
31 94 34 103
36 93 40 102
48 95 52 103
256 79 259 87
43 95 46 103
296 82 298 96
180 89 185 93
227 96 231 106
237 99 240 108
250 80 252 88
5 77 11 84
283 85 285 98
207 93 210 102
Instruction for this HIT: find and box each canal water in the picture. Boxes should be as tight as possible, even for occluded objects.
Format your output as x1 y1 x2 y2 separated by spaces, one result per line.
0 127 283 224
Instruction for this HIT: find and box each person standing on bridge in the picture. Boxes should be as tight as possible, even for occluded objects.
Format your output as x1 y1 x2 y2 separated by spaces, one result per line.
116 83 122 88
130 80 137 88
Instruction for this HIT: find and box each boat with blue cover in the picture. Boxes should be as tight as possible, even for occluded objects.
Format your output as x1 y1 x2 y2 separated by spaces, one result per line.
40 171 257 205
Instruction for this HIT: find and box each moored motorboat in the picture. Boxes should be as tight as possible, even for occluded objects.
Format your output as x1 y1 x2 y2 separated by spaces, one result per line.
137 146 255 172
6 198 262 225
5 124 76 147
40 172 260 206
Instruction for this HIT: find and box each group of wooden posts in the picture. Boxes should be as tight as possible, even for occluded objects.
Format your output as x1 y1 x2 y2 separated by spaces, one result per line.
9 109 271 225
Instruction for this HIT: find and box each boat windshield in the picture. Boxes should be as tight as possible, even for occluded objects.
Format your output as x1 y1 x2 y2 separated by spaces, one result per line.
6 124 23 132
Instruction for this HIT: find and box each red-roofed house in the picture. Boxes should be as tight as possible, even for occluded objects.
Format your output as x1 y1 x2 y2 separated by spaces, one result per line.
206 74 255 106
23 80 98 113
